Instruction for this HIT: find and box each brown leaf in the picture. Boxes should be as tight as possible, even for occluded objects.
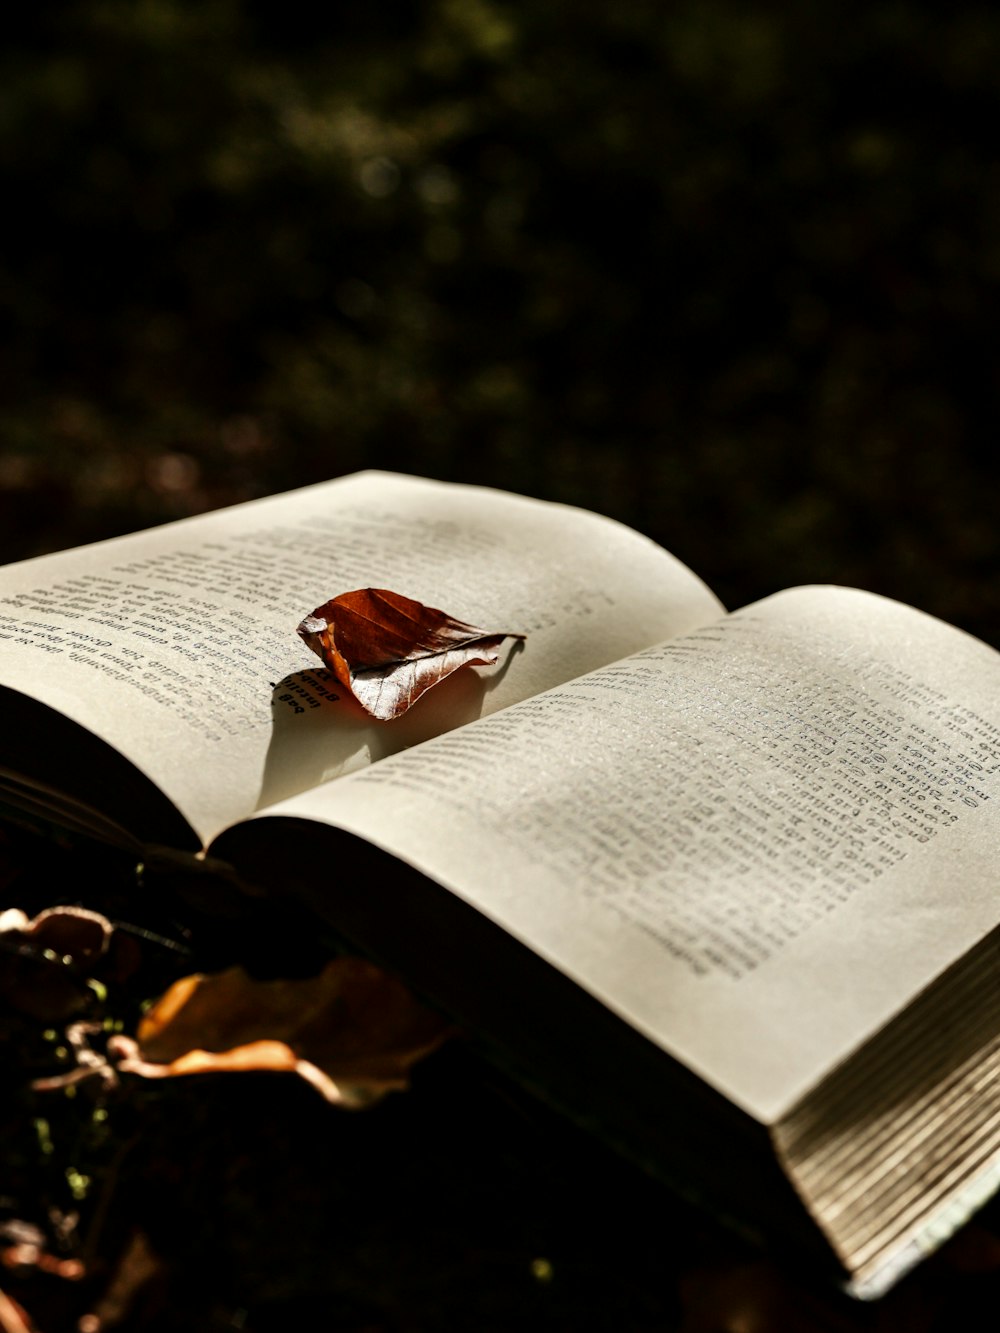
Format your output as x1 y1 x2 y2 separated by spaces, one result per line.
0 1286 36 1333
18 906 111 964
297 587 524 720
117 957 454 1107
0 907 112 1022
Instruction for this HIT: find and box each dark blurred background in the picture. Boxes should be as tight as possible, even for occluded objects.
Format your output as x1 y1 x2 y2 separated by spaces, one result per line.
2 1 999 645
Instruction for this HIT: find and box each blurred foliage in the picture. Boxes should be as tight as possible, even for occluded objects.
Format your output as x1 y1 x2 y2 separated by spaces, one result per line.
2 1 999 642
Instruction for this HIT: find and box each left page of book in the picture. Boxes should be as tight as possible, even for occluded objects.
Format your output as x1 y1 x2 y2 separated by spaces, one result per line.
0 471 722 847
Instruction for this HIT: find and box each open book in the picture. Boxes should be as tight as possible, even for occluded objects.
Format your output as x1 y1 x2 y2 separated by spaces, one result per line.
1 471 999 1298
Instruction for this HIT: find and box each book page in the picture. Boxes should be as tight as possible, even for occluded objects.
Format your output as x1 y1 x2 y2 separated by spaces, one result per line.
0 472 721 845
241 586 1000 1121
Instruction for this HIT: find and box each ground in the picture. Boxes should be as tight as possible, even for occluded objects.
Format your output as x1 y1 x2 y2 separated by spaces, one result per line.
3 7 1000 1326
2 822 1000 1332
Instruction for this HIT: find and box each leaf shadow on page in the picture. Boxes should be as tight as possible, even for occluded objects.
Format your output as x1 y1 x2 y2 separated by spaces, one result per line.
255 642 523 811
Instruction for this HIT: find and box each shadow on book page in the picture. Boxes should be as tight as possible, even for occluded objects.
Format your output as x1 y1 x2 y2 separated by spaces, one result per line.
256 651 519 811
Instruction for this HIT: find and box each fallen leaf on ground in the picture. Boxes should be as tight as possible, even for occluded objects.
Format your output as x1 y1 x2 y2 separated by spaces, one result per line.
111 957 454 1107
297 588 524 720
1 906 111 964
0 907 113 1021
0 1286 36 1333
1 906 144 1022
31 1021 119 1094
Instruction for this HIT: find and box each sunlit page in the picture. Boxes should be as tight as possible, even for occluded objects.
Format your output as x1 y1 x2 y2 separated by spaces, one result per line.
259 586 1000 1121
0 472 721 842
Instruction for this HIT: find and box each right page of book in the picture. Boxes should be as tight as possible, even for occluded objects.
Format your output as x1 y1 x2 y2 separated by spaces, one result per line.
246 586 1000 1122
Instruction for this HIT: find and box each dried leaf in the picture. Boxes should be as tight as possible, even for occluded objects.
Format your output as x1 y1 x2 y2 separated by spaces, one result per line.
0 905 111 962
0 1286 36 1333
118 957 454 1107
20 907 111 964
31 1022 119 1094
297 588 524 720
1 1241 84 1281
0 907 110 1021
0 907 133 1022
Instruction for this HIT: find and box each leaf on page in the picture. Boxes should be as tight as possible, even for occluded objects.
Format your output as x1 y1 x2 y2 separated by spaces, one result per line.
297 588 524 720
111 957 454 1108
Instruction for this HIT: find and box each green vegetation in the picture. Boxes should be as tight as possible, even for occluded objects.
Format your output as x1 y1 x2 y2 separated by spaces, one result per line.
3 2 999 643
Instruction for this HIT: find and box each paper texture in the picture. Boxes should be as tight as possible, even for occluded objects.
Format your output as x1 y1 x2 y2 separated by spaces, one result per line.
0 471 721 842
256 586 1000 1120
